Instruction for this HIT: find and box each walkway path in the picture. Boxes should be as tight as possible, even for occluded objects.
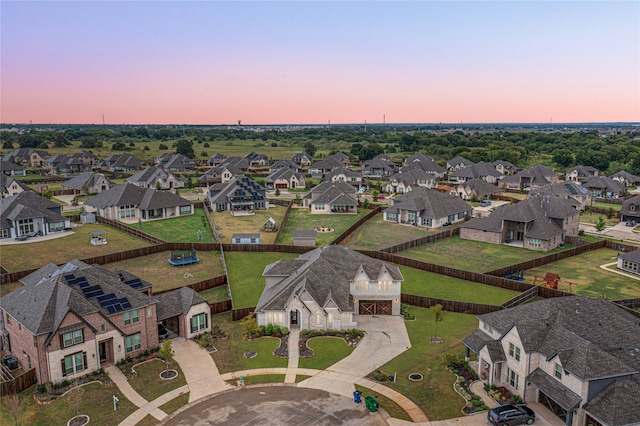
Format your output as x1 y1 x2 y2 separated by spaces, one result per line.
600 261 640 281
284 327 300 383
106 366 169 425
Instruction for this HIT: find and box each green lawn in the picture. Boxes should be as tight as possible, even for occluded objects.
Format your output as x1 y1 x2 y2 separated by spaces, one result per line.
231 374 286 385
298 337 354 370
398 235 567 273
128 358 187 402
355 384 411 422
0 223 152 272
0 383 137 426
104 250 224 293
380 306 478 421
159 392 189 414
342 214 440 251
199 286 230 303
524 248 640 299
211 205 287 244
129 208 215 243
580 211 619 227
399 266 520 305
278 208 370 246
225 252 299 308
1 281 23 297
591 202 622 211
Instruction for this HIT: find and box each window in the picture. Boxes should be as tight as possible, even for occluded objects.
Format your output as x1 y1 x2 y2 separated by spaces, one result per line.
125 333 141 353
147 308 153 318
378 280 393 292
180 205 191 215
457 212 465 219
448 214 455 222
119 205 136 218
386 213 397 222
354 280 368 291
623 260 639 272
0 229 9 239
62 352 86 376
422 217 432 226
509 343 521 361
33 336 37 347
5 313 11 326
123 309 139 325
190 313 208 333
529 238 542 248
49 222 65 232
631 204 636 211
483 323 495 334
250 238 256 244
18 218 34 235
63 329 83 347
100 324 106 333
314 203 325 210
408 212 416 222
267 312 283 325
315 313 322 324
507 368 519 390
555 363 563 379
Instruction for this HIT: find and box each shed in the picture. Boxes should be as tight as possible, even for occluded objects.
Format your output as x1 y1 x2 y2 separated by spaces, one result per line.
232 233 261 244
263 217 277 232
292 230 317 247
80 211 96 224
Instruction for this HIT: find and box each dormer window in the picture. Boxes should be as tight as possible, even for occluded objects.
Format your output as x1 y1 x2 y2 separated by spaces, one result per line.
555 363 563 379
631 204 636 211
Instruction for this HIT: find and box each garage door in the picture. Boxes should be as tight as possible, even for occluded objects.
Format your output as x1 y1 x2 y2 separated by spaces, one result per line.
359 300 392 315
275 183 288 189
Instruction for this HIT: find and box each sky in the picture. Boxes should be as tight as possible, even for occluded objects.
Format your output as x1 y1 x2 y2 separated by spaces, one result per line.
1 1 638 125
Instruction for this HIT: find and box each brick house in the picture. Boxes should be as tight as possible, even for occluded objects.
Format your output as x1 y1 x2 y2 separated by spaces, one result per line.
382 187 473 228
127 166 186 190
500 165 558 191
265 168 306 190
301 181 358 214
0 174 29 199
565 165 598 182
621 195 640 224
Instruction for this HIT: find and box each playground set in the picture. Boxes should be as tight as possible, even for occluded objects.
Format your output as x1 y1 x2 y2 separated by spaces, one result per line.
504 268 578 293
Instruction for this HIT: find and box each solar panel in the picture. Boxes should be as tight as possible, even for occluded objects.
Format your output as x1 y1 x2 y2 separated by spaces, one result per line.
121 301 132 309
82 285 101 294
124 278 144 289
97 293 117 303
106 305 117 314
84 289 104 299
64 274 75 281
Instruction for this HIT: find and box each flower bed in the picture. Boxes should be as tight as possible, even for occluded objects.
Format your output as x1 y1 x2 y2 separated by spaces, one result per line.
447 358 488 414
298 328 364 357
483 383 523 405
116 347 160 378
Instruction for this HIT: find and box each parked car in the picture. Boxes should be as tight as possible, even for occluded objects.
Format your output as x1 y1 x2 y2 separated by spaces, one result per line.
158 322 169 341
480 200 492 207
627 220 636 227
442 221 452 227
488 404 535 425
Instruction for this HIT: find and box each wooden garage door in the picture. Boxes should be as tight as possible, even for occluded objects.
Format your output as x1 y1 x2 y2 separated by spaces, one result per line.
275 183 288 189
358 300 392 315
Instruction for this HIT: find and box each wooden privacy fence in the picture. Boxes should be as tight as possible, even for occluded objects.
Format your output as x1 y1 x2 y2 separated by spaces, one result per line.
273 200 294 244
401 294 503 315
210 300 233 315
152 275 227 295
329 206 383 245
603 239 639 254
0 368 37 395
97 216 166 244
232 306 256 321
381 228 460 254
590 207 620 218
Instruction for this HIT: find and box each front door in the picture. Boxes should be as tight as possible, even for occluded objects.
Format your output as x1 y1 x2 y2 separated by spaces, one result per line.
290 310 298 326
98 338 113 365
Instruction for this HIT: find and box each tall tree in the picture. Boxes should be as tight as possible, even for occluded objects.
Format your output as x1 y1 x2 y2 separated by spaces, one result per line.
174 139 195 158
302 141 317 157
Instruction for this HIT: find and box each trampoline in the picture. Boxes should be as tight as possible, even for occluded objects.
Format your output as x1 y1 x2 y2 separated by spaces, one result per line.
169 249 199 266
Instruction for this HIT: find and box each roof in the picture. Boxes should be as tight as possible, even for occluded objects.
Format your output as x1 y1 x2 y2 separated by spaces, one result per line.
326 167 361 180
584 377 640 426
265 167 304 183
461 179 501 197
450 162 502 179
383 187 472 219
269 159 299 171
582 176 626 193
0 174 29 194
127 166 183 187
611 170 640 185
566 165 598 177
101 153 143 169
501 165 557 186
62 172 112 191
1 160 25 171
292 230 317 238
85 183 190 210
155 287 207 320
256 246 402 313
303 181 357 206
622 195 640 217
207 176 266 206
0 191 66 230
526 368 582 410
447 156 474 168
619 249 640 263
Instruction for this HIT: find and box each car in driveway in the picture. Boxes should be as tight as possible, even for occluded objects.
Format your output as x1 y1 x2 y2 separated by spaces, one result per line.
487 404 535 425
627 220 637 227
158 322 169 341
480 200 492 207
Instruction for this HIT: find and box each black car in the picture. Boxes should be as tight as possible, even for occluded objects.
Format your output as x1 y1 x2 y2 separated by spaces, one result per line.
158 322 169 341
488 404 535 425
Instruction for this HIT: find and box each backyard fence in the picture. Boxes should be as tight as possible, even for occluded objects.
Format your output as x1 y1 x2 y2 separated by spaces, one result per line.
0 368 37 396
273 199 294 244
329 206 383 246
594 197 626 205
210 300 233 315
589 207 620 218
152 275 227 295
603 239 639 254
380 228 460 254
51 188 81 196
401 294 503 315
96 216 167 244
232 306 256 321
501 286 541 309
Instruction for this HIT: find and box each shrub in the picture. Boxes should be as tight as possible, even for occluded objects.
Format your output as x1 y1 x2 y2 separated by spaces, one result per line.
144 145 150 151
280 327 289 335
300 329 309 335
272 325 281 335
265 324 274 336
159 144 168 150
36 384 47 393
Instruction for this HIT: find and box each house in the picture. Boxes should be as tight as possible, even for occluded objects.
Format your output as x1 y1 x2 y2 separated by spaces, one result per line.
127 166 186 190
269 159 299 173
329 151 350 167
61 172 114 194
2 148 50 167
0 191 71 240
100 153 143 173
460 195 579 251
0 260 209 385
265 168 306 190
244 151 269 168
292 230 316 247
617 249 640 275
448 162 503 184
199 163 244 185
70 150 100 166
620 195 640 224
500 165 558 191
0 174 29 199
207 176 268 215
451 179 501 201
232 233 261 244
446 156 474 171
565 165 598 182
403 154 446 178
207 153 227 167
155 153 195 172
529 182 591 211
581 176 627 199
492 160 518 176
302 181 358 214
382 187 473 228
325 167 364 187
610 170 640 188
462 296 640 426
291 152 313 166
309 156 343 179
1 160 27 176
154 287 211 340
384 167 435 194
255 246 403 330
362 155 397 178
263 217 277 232
84 183 194 222
44 154 87 175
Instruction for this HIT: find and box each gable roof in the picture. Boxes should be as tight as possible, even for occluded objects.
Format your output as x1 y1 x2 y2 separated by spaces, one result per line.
619 249 640 263
582 176 626 193
207 176 266 205
501 165 557 186
622 195 640 217
450 162 503 179
461 179 501 197
0 160 25 172
85 183 191 210
611 170 640 186
101 153 143 169
584 377 640 426
155 287 207 320
0 174 29 194
0 191 66 230
265 167 304 183
383 187 472 219
302 181 357 205
326 167 361 180
127 166 184 187
447 156 474 168
62 172 112 191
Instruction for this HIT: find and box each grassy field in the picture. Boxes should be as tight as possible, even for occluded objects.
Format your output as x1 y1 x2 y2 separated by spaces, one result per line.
199 286 230 303
580 211 620 227
278 208 370 246
0 223 152 272
342 214 440 251
397 235 563 273
399 266 520 305
524 248 640 299
380 306 478 421
225 252 299 308
104 250 224 292
211 205 287 244
129 208 215 243
297 337 354 370
0 382 137 426
128 358 187 402
209 313 289 373
592 202 622 211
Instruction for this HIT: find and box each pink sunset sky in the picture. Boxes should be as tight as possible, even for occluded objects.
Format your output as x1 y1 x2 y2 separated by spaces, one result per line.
1 1 638 125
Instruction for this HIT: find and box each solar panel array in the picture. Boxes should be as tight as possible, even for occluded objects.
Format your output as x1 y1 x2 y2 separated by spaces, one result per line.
564 183 579 195
124 278 144 289
64 274 132 314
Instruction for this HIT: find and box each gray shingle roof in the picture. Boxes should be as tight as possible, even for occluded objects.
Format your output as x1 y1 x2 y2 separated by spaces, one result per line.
303 181 357 205
384 187 472 219
155 287 206 321
527 368 582 410
619 249 640 263
461 179 501 198
582 176 626 193
450 162 502 179
584 377 640 426
1 191 66 230
85 183 191 210
62 172 112 191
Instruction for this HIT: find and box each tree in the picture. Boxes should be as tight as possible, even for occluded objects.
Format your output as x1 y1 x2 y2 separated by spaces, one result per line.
552 149 574 168
174 139 195 158
240 313 260 357
302 141 317 157
275 188 281 197
2 140 13 149
594 215 607 232
155 181 162 191
159 339 174 371
71 195 80 208
159 144 169 150
5 394 22 425
73 379 85 419
606 207 614 220
186 176 193 189
429 304 443 339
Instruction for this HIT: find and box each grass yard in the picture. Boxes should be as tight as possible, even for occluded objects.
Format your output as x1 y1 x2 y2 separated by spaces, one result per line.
128 358 187 402
524 248 640 299
579 211 619 227
159 392 190 414
397 235 567 273
129 208 215 243
399 266 520 305
209 313 289 373
342 214 440 251
380 306 478 421
199 285 230 303
225 252 299 308
104 250 224 292
211 205 287 244
0 383 137 426
592 202 622 211
354 384 411 422
1 281 23 297
297 337 354 370
278 208 370 246
502 192 527 200
0 223 151 272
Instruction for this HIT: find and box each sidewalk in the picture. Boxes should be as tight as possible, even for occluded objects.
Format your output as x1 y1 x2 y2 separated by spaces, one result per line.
284 327 300 383
106 366 168 425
